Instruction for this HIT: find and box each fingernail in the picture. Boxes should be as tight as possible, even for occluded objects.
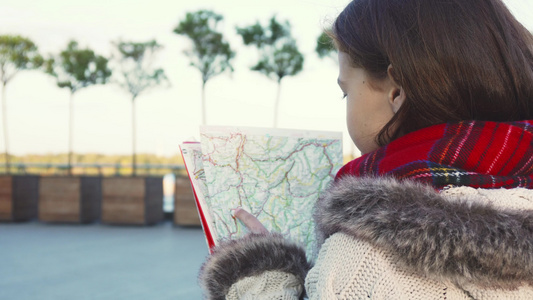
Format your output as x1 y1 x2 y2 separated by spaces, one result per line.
231 206 242 218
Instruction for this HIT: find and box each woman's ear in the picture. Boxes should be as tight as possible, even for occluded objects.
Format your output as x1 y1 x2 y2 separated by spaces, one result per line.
387 65 406 113
389 87 406 113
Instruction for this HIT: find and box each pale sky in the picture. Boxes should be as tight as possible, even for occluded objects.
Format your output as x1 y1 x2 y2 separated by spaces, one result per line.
0 0 532 158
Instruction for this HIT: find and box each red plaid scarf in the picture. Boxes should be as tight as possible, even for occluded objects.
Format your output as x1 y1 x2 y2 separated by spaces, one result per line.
336 120 533 189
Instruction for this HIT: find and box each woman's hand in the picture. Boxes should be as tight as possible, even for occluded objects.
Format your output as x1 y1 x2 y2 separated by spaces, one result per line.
233 207 269 234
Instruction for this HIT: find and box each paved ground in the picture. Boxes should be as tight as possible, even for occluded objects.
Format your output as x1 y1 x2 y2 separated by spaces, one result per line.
0 220 208 300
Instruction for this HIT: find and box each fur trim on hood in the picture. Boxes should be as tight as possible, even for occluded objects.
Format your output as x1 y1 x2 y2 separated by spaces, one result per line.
314 176 533 289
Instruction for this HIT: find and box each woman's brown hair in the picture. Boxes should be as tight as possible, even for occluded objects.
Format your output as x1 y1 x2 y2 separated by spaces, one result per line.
332 0 533 146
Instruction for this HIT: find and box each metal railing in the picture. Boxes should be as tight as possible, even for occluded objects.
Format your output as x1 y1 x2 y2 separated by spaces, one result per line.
4 162 186 176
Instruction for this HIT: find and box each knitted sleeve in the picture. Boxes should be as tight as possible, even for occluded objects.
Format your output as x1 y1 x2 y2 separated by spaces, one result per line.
226 270 303 299
199 233 311 300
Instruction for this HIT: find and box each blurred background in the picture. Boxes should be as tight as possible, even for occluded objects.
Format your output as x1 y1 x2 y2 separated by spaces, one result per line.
1 0 532 299
1 0 532 176
0 0 350 162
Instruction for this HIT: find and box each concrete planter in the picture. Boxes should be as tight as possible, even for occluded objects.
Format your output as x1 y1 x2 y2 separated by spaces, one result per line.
0 175 39 222
174 175 201 226
101 177 163 225
38 176 101 223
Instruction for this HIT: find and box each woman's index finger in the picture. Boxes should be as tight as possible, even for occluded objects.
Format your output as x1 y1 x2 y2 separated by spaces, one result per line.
233 207 268 234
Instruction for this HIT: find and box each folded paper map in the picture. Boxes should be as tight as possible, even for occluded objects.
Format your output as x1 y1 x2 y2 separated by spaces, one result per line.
180 126 343 258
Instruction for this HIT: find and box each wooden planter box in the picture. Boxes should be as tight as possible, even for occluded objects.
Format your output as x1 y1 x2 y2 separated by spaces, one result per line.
0 175 39 222
174 175 201 226
39 176 101 223
102 177 163 225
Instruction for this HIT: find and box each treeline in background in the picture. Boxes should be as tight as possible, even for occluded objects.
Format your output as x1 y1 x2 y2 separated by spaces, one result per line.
0 153 186 177
0 9 336 176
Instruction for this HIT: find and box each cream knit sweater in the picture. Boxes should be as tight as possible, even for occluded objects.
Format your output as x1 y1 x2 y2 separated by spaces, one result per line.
200 177 533 299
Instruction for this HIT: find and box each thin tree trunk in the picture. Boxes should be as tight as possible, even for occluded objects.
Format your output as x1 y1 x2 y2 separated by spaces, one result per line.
132 96 137 177
273 79 282 128
2 82 9 174
201 80 207 125
68 91 74 176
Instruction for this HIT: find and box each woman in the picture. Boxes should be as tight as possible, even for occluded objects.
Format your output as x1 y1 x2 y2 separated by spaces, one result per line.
200 0 533 298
